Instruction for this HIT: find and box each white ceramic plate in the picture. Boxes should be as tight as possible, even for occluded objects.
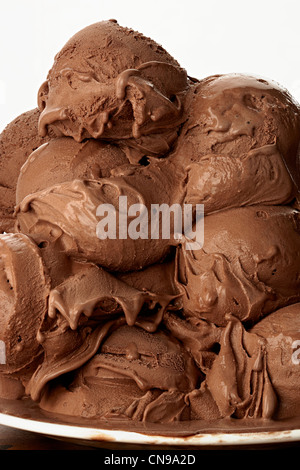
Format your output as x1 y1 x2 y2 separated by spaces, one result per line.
0 398 299 449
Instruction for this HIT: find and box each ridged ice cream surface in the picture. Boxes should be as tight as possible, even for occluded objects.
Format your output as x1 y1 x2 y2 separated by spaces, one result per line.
0 20 300 430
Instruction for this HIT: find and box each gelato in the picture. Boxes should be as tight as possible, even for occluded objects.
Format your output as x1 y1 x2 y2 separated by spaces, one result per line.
0 108 56 232
38 324 200 422
250 303 300 420
37 20 189 162
0 19 300 436
176 205 300 326
173 74 300 214
16 136 128 204
177 74 300 185
0 232 50 373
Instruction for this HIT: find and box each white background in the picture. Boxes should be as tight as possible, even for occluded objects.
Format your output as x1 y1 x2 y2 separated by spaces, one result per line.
1 0 300 132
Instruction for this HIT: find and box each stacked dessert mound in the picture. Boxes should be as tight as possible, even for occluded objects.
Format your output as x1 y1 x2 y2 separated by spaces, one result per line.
0 20 300 426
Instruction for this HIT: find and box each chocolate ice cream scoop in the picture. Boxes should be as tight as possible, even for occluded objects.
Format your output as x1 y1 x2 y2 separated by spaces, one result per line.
38 324 200 422
250 303 300 419
169 73 300 216
25 262 178 402
0 233 50 373
196 315 277 420
15 158 182 272
38 20 189 160
164 313 278 421
177 205 300 326
183 143 296 214
0 108 56 232
178 74 300 175
16 137 128 204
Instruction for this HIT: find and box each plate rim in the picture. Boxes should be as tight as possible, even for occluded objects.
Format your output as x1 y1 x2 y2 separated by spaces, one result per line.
0 410 300 447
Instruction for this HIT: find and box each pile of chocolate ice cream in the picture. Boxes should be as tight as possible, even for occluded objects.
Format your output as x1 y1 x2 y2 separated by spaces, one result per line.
0 20 300 430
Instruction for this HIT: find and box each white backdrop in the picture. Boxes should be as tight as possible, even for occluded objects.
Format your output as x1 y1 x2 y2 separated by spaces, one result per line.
1 0 300 132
